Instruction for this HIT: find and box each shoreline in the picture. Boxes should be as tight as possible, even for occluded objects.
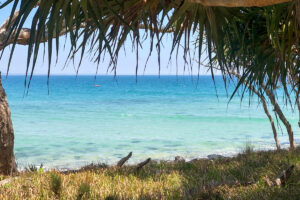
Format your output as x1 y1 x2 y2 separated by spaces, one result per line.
15 151 240 172
17 145 293 173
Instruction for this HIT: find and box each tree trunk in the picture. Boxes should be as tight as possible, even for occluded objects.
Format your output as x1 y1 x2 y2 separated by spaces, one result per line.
260 96 281 150
231 72 281 150
0 74 17 175
296 91 300 128
231 71 294 150
263 87 295 151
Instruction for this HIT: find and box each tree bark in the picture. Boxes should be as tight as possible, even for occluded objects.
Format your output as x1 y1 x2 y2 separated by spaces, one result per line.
0 9 86 51
0 73 17 175
294 88 300 128
297 96 300 128
293 87 300 128
288 75 300 128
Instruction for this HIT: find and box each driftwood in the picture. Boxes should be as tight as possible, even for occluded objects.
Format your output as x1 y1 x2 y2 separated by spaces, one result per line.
274 165 295 186
136 158 151 170
264 165 295 186
117 152 132 168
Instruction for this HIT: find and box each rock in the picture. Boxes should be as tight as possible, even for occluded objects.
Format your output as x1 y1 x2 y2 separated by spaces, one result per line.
207 154 224 160
175 156 185 162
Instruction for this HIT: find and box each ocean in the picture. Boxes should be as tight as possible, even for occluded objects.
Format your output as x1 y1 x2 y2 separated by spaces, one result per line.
2 75 299 169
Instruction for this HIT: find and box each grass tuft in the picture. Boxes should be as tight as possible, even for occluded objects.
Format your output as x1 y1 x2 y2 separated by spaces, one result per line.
25 164 37 172
76 183 91 200
50 172 62 197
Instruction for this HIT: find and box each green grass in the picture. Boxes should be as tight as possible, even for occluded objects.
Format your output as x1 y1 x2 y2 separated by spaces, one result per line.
1 147 300 199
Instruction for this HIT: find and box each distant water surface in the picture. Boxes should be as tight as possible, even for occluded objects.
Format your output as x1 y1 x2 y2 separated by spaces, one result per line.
2 75 299 169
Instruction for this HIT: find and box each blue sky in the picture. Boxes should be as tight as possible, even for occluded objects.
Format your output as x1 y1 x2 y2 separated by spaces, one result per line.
0 3 211 76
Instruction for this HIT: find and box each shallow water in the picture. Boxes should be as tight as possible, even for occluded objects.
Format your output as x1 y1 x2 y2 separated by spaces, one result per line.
2 75 299 169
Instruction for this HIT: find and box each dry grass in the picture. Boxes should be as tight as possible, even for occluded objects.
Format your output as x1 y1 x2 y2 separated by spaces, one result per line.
1 147 300 199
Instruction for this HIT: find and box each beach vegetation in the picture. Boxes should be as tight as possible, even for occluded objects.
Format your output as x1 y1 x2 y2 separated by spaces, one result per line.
76 182 91 200
0 147 300 199
50 172 62 197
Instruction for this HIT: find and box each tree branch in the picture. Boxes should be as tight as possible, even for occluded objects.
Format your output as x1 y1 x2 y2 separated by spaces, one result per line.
0 7 171 52
0 21 86 51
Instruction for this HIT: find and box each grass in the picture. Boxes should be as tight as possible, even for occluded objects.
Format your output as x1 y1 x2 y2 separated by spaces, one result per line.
50 172 62 197
1 147 300 199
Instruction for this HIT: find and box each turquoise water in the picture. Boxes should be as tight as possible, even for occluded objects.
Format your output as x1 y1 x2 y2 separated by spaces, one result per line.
2 75 300 169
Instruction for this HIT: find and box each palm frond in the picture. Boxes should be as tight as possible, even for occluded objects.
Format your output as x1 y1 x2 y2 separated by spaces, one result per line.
0 0 298 101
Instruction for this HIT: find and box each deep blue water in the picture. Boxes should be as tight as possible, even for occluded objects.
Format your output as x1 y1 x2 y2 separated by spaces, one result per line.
2 75 299 169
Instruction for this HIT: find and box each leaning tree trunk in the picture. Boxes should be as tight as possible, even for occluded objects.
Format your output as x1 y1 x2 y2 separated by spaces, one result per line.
297 96 300 128
263 86 295 151
260 96 281 150
231 72 281 150
294 88 300 128
0 74 17 175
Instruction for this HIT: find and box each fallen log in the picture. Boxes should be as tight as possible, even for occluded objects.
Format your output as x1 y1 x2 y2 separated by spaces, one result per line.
136 158 151 170
117 152 132 168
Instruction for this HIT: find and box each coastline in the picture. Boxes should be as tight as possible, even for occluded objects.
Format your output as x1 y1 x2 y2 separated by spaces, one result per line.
17 144 295 172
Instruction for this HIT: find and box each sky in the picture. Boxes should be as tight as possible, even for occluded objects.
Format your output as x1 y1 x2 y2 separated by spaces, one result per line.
0 2 212 76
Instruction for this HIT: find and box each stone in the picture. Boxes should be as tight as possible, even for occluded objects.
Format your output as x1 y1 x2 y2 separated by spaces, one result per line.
207 154 224 160
175 156 185 162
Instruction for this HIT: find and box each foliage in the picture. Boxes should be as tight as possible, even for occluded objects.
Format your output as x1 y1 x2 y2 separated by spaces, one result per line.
0 0 299 98
1 147 300 199
206 4 300 101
